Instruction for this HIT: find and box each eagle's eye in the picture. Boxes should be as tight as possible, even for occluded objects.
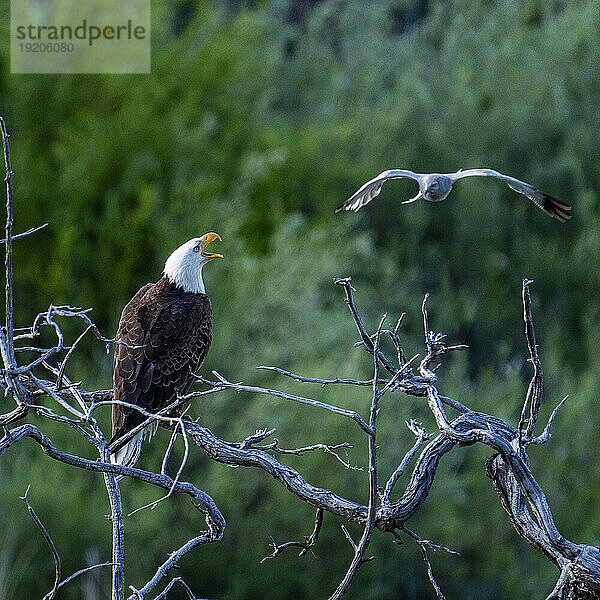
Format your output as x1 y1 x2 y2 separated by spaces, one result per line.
193 245 200 253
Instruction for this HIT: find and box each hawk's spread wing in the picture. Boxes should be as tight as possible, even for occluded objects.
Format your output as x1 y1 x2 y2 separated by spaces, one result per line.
335 169 421 213
451 168 571 222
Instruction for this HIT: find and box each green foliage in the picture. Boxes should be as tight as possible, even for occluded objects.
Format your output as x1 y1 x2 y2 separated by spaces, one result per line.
1 0 600 598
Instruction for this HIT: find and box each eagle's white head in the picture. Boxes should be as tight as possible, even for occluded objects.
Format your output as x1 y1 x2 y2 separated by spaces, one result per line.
163 233 223 294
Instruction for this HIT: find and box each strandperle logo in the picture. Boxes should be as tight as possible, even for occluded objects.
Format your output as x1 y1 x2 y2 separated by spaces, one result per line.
15 19 147 46
11 0 150 74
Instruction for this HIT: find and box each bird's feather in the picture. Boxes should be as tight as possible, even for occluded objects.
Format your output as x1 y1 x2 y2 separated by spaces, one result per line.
450 168 571 222
335 169 420 212
111 276 212 465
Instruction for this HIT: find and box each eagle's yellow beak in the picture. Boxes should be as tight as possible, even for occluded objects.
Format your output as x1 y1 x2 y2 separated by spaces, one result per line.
200 232 223 259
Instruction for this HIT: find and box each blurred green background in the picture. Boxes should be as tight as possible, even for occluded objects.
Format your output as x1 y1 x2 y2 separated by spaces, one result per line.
1 0 599 598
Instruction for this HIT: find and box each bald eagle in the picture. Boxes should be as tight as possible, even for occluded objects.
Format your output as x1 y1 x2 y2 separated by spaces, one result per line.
110 233 223 466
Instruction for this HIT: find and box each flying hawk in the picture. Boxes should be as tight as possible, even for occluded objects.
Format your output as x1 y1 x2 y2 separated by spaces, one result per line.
336 168 571 222
110 233 223 466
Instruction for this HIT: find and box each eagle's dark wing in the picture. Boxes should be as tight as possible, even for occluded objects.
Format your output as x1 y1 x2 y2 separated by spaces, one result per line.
111 278 212 451
450 168 571 222
335 169 421 213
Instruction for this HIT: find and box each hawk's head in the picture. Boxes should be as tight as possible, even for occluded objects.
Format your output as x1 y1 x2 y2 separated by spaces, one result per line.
421 175 453 202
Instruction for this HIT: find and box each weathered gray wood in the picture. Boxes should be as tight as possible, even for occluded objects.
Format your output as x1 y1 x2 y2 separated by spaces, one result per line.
1 116 599 599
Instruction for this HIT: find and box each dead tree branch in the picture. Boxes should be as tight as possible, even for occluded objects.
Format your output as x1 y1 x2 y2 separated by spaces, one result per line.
3 269 597 599
328 315 386 600
2 117 598 599
382 420 430 505
519 278 544 447
261 508 324 563
198 370 375 436
20 486 61 600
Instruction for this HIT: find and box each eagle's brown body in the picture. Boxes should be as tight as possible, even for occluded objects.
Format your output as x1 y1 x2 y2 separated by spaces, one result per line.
111 276 212 465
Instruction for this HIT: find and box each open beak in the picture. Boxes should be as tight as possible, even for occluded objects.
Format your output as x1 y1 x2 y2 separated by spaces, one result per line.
200 232 223 259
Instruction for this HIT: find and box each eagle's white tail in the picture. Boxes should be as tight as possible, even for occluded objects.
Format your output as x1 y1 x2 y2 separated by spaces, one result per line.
110 431 143 467
109 421 159 467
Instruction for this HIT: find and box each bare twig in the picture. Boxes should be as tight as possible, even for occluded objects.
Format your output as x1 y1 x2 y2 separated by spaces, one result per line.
53 562 115 595
22 487 113 598
103 462 125 600
128 412 192 516
334 277 397 375
401 525 460 556
418 542 447 600
20 486 61 600
328 315 386 600
127 529 221 600
27 372 86 419
1 116 15 365
1 426 225 523
208 370 374 436
519 278 544 447
238 428 277 449
299 508 324 557
340 525 357 551
530 396 568 446
261 508 324 562
0 222 48 244
161 427 181 475
382 420 430 505
105 398 197 455
392 313 408 366
257 365 381 387
150 576 198 600
56 324 92 391
260 439 361 471
0 117 34 412
378 353 420 396
401 526 460 600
